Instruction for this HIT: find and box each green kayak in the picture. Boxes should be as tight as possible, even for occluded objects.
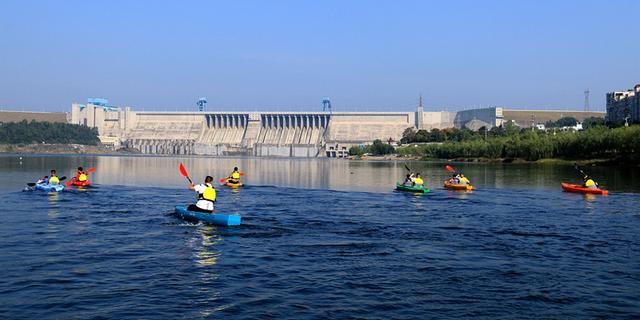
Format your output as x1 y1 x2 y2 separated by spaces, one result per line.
395 182 430 193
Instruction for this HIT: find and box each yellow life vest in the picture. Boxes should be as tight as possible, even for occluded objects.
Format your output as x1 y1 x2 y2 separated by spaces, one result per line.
414 177 424 185
231 171 240 179
78 173 88 182
585 179 596 187
459 177 470 184
49 176 60 184
198 184 217 203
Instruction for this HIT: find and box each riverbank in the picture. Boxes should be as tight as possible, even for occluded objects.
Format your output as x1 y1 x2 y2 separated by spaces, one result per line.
0 143 139 155
348 154 634 166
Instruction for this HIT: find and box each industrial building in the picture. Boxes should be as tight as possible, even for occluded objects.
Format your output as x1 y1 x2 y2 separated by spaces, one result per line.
606 84 640 124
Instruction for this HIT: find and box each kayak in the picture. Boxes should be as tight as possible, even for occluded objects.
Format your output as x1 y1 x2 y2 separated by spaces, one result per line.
395 183 430 193
35 184 64 192
174 205 241 226
71 180 91 187
561 183 608 195
444 181 474 191
224 180 243 188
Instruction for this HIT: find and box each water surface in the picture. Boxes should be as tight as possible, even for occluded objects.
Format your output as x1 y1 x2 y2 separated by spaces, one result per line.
0 155 638 318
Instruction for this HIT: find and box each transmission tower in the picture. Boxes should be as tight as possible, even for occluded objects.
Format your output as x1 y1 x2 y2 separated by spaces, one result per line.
322 97 332 113
584 89 590 112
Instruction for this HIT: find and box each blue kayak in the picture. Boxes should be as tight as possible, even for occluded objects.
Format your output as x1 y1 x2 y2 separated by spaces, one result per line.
174 205 241 226
35 184 64 192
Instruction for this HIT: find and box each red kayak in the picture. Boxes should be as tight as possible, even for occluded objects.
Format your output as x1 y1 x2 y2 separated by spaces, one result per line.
561 183 608 195
70 179 91 187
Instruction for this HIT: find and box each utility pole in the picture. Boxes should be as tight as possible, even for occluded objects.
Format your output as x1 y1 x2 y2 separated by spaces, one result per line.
584 89 590 112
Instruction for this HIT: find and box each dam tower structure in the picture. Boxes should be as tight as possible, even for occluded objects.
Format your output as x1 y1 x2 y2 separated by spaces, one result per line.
197 97 207 112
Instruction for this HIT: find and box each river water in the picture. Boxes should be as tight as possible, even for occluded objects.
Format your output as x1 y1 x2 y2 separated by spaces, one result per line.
0 155 639 319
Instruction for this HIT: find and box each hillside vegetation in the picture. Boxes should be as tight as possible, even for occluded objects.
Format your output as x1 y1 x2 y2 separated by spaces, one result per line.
0 120 100 145
397 125 640 163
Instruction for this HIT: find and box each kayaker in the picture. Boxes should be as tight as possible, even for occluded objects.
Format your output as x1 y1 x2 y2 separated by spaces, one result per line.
448 174 459 184
583 176 598 189
413 173 424 187
47 170 60 185
75 167 88 182
227 167 241 184
402 173 414 186
188 176 216 213
37 169 59 185
458 174 471 185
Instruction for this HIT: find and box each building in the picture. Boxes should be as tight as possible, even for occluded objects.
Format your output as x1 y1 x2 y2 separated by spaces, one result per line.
607 84 640 124
70 100 605 157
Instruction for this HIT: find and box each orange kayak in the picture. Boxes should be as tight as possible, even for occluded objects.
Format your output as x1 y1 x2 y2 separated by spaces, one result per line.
561 183 608 195
444 181 474 191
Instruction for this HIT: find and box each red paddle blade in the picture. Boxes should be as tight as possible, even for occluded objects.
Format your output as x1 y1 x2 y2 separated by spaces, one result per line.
219 178 226 183
65 180 72 187
239 172 245 176
88 167 96 173
179 163 189 177
445 165 455 173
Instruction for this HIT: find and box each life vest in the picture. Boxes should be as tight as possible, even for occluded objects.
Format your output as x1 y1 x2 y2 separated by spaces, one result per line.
78 173 88 182
49 176 60 184
414 177 424 185
585 179 596 187
459 177 470 184
231 171 240 179
197 184 217 203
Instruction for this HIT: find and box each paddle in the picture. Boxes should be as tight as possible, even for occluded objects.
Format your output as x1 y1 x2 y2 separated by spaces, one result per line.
573 163 588 177
574 163 598 187
179 163 193 184
28 176 67 187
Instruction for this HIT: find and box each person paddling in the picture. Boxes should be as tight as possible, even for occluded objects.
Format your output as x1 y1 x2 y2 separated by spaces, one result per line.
583 175 599 189
413 173 424 187
75 167 89 183
37 169 60 185
188 176 216 213
402 173 414 186
458 173 471 185
227 167 241 184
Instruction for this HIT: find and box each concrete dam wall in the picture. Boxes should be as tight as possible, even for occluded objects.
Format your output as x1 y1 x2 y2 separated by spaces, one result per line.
72 103 600 157
73 105 376 157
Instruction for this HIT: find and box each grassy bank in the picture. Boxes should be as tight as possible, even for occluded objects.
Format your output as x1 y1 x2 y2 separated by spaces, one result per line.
0 143 136 155
397 125 640 165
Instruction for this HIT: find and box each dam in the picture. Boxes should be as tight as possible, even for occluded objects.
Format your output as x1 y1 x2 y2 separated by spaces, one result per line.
70 102 604 157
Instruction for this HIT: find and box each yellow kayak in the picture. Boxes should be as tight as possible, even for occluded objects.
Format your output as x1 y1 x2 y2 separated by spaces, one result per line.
225 180 243 188
443 181 474 191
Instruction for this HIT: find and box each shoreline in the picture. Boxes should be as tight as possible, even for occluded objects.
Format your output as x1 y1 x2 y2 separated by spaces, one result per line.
348 155 635 166
2 144 634 166
0 143 136 155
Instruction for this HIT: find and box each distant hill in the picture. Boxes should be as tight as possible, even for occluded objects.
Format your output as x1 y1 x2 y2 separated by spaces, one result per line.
0 111 68 123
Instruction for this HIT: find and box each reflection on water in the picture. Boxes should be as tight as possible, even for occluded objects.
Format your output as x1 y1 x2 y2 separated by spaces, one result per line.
1 155 639 194
194 226 222 267
47 192 59 218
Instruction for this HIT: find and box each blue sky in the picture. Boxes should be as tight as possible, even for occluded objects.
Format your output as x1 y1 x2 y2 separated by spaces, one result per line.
1 0 638 112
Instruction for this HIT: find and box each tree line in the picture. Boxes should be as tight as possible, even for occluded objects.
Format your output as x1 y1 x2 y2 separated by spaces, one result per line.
397 125 640 162
0 120 100 145
400 117 608 144
349 139 395 156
